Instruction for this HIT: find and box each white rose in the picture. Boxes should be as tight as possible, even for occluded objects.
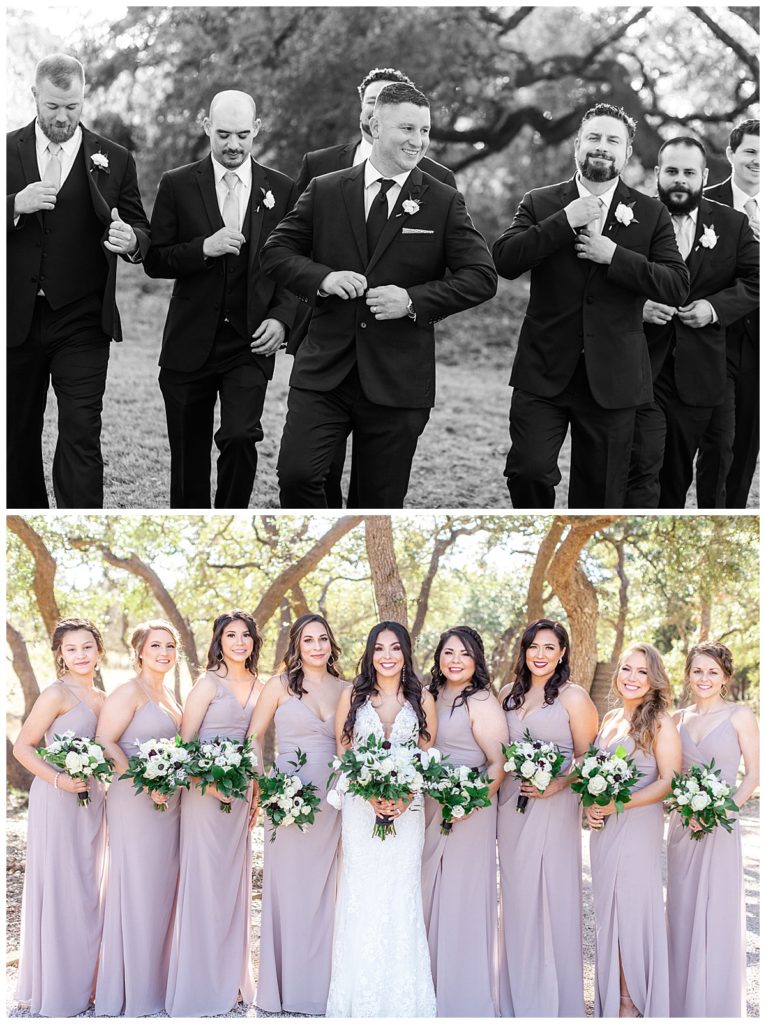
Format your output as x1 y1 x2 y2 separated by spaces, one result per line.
326 789 342 810
81 765 93 776
451 805 466 818
690 792 711 812
227 752 242 767
520 760 536 779
283 815 295 827
533 769 552 791
685 779 699 794
458 764 472 782
87 745 103 760
676 794 689 806
587 775 608 796
64 750 82 773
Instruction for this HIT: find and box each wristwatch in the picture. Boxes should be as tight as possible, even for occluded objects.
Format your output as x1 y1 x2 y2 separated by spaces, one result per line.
406 297 416 321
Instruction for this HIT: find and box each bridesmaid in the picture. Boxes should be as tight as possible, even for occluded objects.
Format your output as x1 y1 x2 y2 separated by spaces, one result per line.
421 625 508 1017
586 643 681 1018
667 642 759 1017
94 620 183 1016
497 618 598 1017
13 618 107 1016
250 613 344 1014
165 610 263 1015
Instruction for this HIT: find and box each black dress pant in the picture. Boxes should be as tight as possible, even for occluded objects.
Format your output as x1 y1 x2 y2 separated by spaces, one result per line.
697 332 758 508
7 294 110 509
159 324 269 508
505 356 635 509
277 365 430 508
626 402 666 509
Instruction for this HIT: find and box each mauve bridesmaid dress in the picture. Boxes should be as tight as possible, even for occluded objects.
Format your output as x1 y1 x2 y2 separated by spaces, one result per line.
497 691 585 1016
165 674 260 1015
421 692 499 1017
667 707 746 1016
590 731 670 1017
95 700 181 1016
16 690 107 1016
256 695 341 1014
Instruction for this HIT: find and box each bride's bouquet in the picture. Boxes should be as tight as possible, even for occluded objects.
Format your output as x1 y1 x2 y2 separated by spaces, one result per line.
420 750 492 834
570 744 643 824
185 735 258 813
327 734 425 840
37 731 114 806
666 759 739 840
120 735 191 811
256 749 321 840
502 730 566 813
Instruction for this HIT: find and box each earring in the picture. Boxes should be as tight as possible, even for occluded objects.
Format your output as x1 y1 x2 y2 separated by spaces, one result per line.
558 658 563 665
721 683 728 697
327 654 334 666
216 650 223 663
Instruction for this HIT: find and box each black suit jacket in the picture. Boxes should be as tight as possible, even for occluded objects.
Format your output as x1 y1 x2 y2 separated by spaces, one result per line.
492 176 690 409
704 176 759 363
261 163 497 408
644 196 759 406
295 140 457 195
6 120 150 346
143 156 298 374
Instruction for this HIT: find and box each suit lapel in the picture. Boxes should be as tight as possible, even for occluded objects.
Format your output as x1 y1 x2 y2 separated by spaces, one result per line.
603 178 631 235
17 122 43 227
340 141 357 169
196 157 223 232
366 167 429 275
686 198 713 285
340 163 368 265
248 158 268 278
81 126 113 224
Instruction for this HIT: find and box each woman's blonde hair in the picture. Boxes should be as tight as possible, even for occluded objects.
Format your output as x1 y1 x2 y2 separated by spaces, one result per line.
611 642 671 753
130 620 180 668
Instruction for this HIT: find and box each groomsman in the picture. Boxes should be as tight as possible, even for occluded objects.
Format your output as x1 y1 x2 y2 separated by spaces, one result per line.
696 119 760 508
294 66 457 508
626 137 759 508
261 83 497 508
6 53 150 508
144 90 298 508
492 103 689 509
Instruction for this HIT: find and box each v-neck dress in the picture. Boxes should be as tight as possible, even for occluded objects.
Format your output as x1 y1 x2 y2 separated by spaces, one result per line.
95 698 181 1016
16 686 107 1016
666 708 745 1016
257 693 342 1014
166 673 261 1015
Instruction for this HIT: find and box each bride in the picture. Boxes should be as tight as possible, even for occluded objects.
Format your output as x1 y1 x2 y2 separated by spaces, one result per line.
326 621 438 1017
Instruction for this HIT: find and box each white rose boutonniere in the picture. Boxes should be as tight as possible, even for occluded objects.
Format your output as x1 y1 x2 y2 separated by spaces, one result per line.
90 152 109 173
699 225 718 249
402 197 421 216
613 201 636 227
261 188 275 209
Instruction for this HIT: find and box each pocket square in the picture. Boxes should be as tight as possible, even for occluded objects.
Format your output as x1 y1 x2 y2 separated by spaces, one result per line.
401 227 434 234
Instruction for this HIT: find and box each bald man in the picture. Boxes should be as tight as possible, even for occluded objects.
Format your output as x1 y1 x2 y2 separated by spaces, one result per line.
145 90 298 507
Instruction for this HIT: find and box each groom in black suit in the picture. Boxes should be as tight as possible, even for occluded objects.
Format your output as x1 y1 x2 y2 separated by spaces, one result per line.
261 83 497 508
144 90 298 508
492 103 690 509
6 53 150 508
293 66 457 508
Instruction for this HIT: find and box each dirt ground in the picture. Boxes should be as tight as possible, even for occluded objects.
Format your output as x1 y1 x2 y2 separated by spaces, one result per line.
38 276 758 510
6 792 759 1018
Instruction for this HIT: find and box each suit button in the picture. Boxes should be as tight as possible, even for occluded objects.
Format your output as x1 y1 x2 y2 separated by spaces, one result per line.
360 322 367 329
39 275 46 282
586 295 594 304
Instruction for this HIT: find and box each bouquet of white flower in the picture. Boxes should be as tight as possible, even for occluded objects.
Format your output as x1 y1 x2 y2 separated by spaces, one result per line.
502 729 566 813
420 749 492 834
327 734 425 840
37 730 113 807
120 735 191 811
666 759 739 841
256 749 321 841
570 744 643 822
185 735 258 813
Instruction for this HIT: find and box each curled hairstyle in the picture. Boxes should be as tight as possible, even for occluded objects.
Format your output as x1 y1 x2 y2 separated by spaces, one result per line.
357 66 413 99
130 620 180 669
503 619 571 711
580 102 637 143
51 617 105 677
284 613 342 697
342 621 429 744
612 643 671 753
684 641 734 687
730 118 759 151
206 610 261 676
429 625 492 712
35 53 84 89
375 83 429 110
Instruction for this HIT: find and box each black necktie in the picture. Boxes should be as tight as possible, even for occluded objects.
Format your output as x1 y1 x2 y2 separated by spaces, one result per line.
366 178 395 256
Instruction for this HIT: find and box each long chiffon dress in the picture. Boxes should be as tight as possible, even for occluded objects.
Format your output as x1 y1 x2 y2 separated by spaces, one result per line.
16 689 107 1016
497 691 585 1016
257 695 342 1014
95 700 181 1016
421 692 499 1016
165 674 260 1015
590 731 669 1017
667 707 746 1016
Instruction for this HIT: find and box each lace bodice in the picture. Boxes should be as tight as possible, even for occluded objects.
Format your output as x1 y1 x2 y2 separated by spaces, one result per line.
353 698 420 749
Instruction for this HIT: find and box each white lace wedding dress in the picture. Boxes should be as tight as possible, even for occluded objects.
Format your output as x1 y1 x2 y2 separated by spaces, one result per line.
325 698 437 1017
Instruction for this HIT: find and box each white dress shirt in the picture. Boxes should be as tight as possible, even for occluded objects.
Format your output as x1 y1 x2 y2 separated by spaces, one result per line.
674 206 717 322
575 173 620 234
211 154 252 231
730 179 760 218
35 121 82 186
353 136 373 166
364 159 411 219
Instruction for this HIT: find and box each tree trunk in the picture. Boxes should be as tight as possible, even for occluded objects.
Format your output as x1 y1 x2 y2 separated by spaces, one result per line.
7 516 61 673
364 517 408 626
699 595 711 641
263 597 293 769
7 737 33 792
546 517 619 691
526 519 565 621
610 537 630 665
7 620 41 720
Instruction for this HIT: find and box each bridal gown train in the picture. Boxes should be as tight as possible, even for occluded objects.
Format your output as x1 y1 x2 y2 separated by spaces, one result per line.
325 698 437 1018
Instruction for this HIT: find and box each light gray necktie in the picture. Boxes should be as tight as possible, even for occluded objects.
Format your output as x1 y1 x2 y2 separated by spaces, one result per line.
744 196 759 227
672 213 693 260
222 171 240 230
43 142 63 189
